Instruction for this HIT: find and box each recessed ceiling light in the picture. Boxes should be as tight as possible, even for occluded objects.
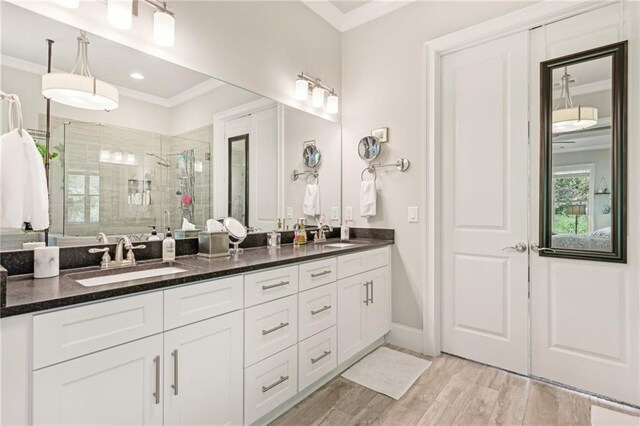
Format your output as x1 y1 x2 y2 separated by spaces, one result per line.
130 72 145 80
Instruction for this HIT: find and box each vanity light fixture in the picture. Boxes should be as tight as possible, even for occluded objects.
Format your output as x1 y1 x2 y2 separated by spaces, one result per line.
55 0 79 8
553 67 598 133
107 0 133 30
42 31 119 111
153 2 175 47
294 72 339 114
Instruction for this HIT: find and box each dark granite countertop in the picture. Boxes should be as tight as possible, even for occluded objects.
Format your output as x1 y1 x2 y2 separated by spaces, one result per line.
1 239 392 318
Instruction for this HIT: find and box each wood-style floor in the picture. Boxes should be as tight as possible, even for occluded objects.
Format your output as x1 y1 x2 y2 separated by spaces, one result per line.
271 345 640 426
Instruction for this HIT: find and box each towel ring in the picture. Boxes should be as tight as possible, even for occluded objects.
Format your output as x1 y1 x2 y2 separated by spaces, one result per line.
361 166 377 182
306 171 319 184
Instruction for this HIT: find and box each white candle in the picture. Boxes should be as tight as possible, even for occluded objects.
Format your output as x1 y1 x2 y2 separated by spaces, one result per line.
34 246 59 279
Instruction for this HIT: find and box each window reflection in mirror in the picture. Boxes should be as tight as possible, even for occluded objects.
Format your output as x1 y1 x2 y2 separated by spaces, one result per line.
540 42 626 262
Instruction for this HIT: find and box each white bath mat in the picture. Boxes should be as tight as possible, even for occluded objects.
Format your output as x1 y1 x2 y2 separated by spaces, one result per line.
341 346 431 400
591 406 640 426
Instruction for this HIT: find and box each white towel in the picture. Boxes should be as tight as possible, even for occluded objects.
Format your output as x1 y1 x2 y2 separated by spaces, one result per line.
182 217 196 230
0 129 49 230
303 183 320 216
360 180 377 217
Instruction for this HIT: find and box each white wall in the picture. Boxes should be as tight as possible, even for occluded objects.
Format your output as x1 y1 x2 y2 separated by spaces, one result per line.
341 1 534 330
282 105 341 225
8 0 342 122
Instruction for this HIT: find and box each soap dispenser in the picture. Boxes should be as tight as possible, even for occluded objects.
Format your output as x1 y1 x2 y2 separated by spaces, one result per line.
341 220 350 241
163 227 176 262
148 225 160 241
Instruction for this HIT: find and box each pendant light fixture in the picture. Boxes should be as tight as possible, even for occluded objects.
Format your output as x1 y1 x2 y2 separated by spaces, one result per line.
153 2 175 47
42 31 119 111
552 67 598 133
294 72 339 114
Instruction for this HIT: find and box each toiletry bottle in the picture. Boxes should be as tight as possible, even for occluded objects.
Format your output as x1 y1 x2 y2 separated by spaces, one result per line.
277 218 282 230
293 224 300 246
148 225 160 241
341 220 350 241
299 219 307 245
163 227 176 262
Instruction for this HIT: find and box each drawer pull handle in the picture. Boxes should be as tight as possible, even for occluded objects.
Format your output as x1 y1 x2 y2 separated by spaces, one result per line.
311 350 332 364
171 349 179 396
153 355 160 404
369 280 374 303
311 270 332 278
262 375 289 393
262 322 289 335
262 281 289 290
311 305 332 315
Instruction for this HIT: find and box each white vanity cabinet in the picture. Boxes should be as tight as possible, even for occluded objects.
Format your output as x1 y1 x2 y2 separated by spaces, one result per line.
337 248 391 364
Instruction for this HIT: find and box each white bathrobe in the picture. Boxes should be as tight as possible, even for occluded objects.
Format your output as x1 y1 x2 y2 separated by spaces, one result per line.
0 129 50 230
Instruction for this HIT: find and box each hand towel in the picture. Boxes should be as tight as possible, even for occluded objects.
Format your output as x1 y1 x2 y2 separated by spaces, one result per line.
182 217 196 230
360 180 377 217
0 129 49 230
206 219 225 232
303 183 320 216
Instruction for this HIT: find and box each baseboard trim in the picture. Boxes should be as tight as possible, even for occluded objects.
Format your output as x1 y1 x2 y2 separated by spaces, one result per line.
386 322 424 353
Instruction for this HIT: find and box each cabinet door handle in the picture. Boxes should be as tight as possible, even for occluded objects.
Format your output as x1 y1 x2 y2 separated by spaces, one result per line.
153 355 160 405
262 281 289 290
369 280 374 304
311 350 332 364
171 349 179 396
262 322 289 335
363 282 369 305
262 375 289 393
311 270 332 278
311 305 332 315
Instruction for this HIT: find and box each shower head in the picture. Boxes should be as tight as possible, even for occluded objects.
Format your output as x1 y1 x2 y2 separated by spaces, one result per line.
157 161 171 168
146 152 171 168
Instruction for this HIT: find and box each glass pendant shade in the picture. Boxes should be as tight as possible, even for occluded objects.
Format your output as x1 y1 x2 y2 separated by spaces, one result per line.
312 87 325 107
326 93 339 114
107 0 133 30
154 10 175 47
55 0 80 8
295 79 309 100
41 31 119 111
552 106 598 133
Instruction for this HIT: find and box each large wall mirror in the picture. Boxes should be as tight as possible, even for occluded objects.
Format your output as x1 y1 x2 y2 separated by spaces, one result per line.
540 41 627 262
0 3 341 251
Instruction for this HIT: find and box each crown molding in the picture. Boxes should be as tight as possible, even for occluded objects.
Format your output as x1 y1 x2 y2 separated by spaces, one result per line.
301 0 415 32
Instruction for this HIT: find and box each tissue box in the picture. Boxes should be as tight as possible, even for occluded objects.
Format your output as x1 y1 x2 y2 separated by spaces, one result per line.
198 231 230 258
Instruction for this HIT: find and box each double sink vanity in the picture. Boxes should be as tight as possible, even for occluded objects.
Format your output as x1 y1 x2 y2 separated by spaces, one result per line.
1 236 393 426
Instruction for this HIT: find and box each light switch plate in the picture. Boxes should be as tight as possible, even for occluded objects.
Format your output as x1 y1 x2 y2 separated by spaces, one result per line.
331 206 339 220
286 207 293 219
345 207 353 221
408 206 418 223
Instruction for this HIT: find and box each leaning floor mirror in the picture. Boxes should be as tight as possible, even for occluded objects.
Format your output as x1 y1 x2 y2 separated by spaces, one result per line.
539 41 627 262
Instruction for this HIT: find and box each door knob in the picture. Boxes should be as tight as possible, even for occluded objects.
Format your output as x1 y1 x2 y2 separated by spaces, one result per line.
502 243 527 253
530 243 556 253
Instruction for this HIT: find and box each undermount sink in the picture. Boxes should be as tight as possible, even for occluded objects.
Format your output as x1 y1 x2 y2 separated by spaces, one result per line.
75 266 187 287
325 243 357 248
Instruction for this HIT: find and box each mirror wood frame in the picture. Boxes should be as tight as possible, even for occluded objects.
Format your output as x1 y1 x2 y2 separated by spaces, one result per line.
539 41 628 263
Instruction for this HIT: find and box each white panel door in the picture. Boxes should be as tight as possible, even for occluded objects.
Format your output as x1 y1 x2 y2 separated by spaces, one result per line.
529 4 640 404
33 335 163 426
337 273 368 364
441 31 529 374
250 106 279 231
164 311 243 426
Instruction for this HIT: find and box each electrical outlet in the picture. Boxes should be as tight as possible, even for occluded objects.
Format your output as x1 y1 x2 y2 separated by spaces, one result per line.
286 207 293 219
331 206 339 220
408 206 418 223
345 206 353 221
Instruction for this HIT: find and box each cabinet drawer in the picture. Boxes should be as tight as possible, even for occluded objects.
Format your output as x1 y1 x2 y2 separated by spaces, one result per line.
298 282 336 341
338 248 389 279
365 247 390 270
245 295 298 366
244 266 298 307
164 275 243 330
33 292 163 369
298 326 337 392
245 345 298 425
299 257 337 291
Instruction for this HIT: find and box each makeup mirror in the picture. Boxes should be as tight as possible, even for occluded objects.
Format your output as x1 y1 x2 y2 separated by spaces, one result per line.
223 216 247 254
358 136 381 161
303 144 322 168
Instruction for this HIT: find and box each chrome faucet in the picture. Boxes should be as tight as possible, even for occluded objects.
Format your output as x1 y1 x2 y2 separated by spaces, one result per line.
96 232 108 244
314 224 334 243
88 236 146 270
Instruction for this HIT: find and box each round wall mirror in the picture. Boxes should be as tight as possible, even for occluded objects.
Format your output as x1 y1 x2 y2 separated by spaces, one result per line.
358 136 381 161
303 145 322 168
